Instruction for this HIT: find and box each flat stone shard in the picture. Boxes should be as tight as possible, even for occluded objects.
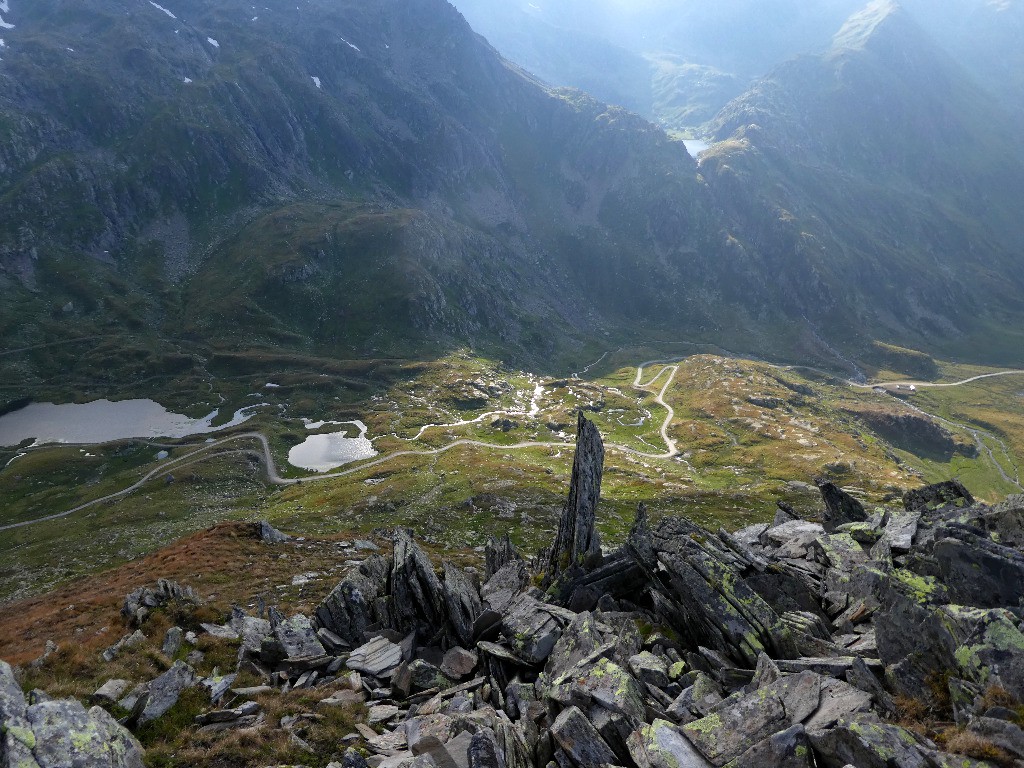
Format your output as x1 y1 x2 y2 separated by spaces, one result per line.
347 636 404 677
442 562 482 647
544 413 604 586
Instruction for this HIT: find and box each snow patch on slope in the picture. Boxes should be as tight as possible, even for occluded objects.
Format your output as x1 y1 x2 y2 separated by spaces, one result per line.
149 1 177 19
207 37 219 48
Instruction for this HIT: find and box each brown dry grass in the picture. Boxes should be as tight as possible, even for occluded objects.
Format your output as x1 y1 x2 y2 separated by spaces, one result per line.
940 728 1016 766
0 522 389 666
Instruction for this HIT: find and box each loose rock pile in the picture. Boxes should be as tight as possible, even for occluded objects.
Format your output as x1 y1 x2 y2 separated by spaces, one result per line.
3 414 1024 768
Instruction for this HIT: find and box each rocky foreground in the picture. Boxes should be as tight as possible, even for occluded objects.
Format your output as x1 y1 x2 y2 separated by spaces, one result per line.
4 414 1024 767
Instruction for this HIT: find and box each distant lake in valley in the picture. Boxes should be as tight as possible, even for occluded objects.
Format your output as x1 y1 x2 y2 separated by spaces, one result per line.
0 399 256 447
684 139 710 158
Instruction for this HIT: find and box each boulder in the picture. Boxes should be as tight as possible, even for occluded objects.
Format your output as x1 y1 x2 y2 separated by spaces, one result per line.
479 561 529 617
258 521 291 544
550 706 617 768
501 595 568 664
161 627 183 658
903 480 974 515
808 714 930 768
667 673 723 722
274 614 327 661
440 647 478 681
1 661 144 768
628 652 670 689
729 724 814 768
544 612 609 681
92 679 132 706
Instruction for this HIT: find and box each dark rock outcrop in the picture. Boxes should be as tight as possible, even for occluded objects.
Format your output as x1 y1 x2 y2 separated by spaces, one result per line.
543 413 604 587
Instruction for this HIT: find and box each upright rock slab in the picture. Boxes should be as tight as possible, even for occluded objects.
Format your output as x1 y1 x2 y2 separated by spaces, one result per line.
815 480 868 532
543 413 604 586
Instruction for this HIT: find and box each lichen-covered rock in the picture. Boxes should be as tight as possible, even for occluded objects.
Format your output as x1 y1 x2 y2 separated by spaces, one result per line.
553 657 647 725
544 612 608 681
314 554 390 647
808 714 932 768
903 480 975 515
628 651 670 689
682 686 790 764
627 719 711 768
274 614 327 661
500 595 569 665
667 672 723 723
726 724 814 768
1 661 144 768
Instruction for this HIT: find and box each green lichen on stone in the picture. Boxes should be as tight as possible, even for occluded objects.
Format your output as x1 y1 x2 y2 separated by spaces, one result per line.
891 569 939 603
5 724 36 749
685 711 723 735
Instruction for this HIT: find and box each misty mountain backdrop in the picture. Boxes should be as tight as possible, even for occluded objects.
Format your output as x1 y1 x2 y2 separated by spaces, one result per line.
1 0 1023 393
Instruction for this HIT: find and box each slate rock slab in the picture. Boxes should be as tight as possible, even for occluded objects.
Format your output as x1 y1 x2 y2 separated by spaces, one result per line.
348 636 404 677
627 719 711 768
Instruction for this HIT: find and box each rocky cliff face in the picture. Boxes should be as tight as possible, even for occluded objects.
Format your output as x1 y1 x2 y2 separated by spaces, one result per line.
704 0 1024 361
0 0 742 364
6 416 1024 767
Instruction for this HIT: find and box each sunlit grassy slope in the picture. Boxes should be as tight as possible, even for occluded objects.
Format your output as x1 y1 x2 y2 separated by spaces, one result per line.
2 346 1021 604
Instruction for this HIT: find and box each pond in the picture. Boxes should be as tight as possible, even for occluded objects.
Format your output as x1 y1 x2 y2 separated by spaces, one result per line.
288 420 377 473
0 399 257 448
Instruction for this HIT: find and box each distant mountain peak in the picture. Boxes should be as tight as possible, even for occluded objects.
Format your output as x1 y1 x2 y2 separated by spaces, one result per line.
830 0 908 54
